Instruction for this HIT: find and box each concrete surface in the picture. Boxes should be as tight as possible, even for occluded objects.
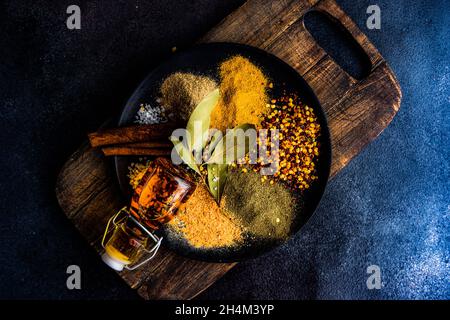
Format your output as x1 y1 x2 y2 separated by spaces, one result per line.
0 0 448 299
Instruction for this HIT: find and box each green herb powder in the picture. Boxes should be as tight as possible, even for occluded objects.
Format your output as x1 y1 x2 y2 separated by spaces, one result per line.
222 170 296 241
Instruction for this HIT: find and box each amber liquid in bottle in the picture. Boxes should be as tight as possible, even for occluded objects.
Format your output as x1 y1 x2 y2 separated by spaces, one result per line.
130 157 196 230
104 219 148 265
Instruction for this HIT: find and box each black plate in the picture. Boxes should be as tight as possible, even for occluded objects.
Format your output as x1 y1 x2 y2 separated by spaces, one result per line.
116 42 331 262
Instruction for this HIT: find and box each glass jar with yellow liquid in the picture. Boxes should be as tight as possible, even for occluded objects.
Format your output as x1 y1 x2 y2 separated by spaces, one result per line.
101 157 196 271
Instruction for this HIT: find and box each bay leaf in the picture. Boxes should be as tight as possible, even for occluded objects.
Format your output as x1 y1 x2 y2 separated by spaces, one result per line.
186 88 220 154
202 129 223 163
207 162 228 203
206 123 256 164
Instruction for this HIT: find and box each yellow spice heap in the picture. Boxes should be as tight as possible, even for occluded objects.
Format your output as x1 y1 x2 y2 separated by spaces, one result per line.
210 55 269 131
168 183 244 248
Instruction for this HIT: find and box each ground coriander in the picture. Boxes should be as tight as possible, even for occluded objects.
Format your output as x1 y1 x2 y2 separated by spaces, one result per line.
160 72 217 121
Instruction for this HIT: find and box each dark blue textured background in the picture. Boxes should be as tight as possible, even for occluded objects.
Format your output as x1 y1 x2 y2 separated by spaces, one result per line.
0 0 448 299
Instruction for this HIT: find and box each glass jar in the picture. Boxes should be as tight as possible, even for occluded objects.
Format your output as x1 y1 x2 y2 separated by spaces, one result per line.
101 212 149 271
130 157 197 230
101 157 196 271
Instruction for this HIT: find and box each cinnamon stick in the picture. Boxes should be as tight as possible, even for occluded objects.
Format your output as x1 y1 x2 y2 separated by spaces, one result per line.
114 141 172 149
88 123 178 148
101 147 172 157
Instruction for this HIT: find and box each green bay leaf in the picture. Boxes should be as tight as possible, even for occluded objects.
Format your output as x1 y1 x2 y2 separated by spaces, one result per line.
207 163 228 203
186 88 220 153
206 123 256 164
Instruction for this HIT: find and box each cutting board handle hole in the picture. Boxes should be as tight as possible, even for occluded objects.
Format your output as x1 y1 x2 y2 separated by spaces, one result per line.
304 10 372 80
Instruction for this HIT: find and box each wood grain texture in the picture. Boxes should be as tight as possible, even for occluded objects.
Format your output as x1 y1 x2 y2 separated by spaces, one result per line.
56 0 401 300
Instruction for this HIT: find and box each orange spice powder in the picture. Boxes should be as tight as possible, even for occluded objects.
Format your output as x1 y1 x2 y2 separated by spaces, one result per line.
210 55 270 131
168 183 244 248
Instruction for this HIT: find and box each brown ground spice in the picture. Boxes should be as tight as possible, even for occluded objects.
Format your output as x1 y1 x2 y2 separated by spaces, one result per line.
168 183 244 248
223 170 296 241
210 55 270 131
160 72 217 121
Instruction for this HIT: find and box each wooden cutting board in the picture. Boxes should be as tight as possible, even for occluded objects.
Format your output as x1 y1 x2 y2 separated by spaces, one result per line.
56 0 401 300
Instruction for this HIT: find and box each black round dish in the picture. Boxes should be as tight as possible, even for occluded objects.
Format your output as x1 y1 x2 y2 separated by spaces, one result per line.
116 42 331 262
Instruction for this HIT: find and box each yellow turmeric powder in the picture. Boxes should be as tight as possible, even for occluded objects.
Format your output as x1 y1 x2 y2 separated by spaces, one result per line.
211 56 269 131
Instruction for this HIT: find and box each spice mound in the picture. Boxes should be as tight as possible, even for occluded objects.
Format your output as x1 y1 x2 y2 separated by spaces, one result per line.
240 94 321 191
160 72 217 121
263 95 321 190
223 170 296 241
168 183 244 248
211 55 270 131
